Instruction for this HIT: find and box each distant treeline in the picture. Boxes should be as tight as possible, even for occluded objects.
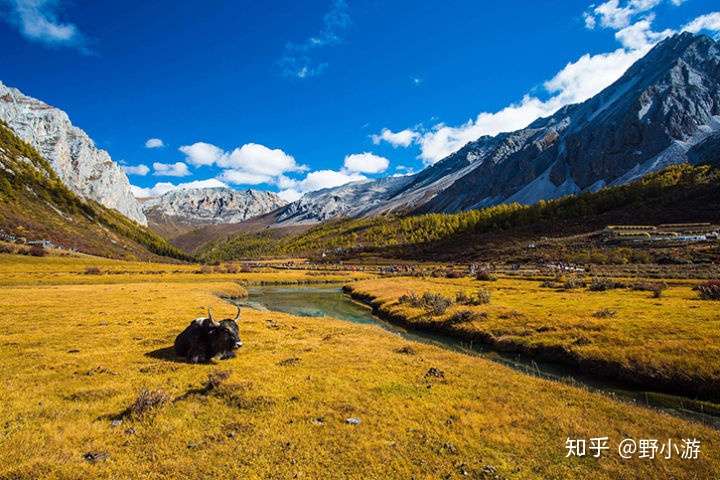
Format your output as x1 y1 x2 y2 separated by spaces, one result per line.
198 164 720 262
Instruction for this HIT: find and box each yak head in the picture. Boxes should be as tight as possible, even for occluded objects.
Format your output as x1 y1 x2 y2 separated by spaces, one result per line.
208 306 243 358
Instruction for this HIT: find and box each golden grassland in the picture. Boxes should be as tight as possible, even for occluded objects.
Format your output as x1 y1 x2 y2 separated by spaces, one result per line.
1 255 719 479
345 276 720 400
0 254 373 287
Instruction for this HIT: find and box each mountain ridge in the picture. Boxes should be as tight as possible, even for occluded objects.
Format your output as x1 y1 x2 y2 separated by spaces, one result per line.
0 81 147 225
272 32 720 225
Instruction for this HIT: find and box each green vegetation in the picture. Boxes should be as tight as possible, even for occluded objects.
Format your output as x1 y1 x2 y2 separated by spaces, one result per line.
199 164 720 262
0 121 191 261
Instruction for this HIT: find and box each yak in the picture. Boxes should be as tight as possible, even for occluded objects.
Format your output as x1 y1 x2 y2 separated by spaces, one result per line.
174 306 243 363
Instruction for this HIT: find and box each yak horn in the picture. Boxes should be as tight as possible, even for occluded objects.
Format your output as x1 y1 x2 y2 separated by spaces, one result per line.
207 307 214 322
233 305 241 321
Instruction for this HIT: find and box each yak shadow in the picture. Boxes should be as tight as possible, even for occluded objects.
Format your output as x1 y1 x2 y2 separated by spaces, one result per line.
144 346 187 364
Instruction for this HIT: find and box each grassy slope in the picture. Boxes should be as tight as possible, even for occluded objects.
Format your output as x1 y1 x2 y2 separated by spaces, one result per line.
0 122 191 261
197 164 720 262
345 276 720 400
0 255 718 479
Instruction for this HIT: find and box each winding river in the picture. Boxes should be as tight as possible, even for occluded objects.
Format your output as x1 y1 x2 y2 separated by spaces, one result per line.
243 285 720 428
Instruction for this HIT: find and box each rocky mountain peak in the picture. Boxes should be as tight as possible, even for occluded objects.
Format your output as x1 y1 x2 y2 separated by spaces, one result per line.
0 81 147 225
142 187 287 225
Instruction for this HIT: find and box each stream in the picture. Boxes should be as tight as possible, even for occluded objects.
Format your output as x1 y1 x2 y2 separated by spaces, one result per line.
242 285 720 428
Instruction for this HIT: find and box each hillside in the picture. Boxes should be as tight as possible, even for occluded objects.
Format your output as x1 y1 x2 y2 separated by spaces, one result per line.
0 122 191 261
197 164 720 263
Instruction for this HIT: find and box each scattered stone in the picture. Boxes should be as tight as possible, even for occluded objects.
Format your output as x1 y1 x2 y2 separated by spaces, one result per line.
110 419 122 428
425 367 445 379
345 417 361 425
441 442 458 454
395 346 416 355
83 451 109 463
124 428 136 435
311 417 325 426
278 357 300 367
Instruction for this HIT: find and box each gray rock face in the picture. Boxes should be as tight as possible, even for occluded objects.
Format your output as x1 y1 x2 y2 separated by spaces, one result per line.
0 81 147 225
143 187 287 225
276 33 720 224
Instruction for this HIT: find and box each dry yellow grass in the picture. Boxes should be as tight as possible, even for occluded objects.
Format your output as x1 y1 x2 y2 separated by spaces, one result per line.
0 253 373 287
0 256 719 479
345 276 720 399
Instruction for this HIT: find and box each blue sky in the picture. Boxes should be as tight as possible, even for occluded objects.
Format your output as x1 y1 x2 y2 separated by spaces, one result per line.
1 0 719 200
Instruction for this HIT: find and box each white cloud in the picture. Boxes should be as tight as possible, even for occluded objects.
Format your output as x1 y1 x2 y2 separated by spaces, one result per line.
217 143 306 176
277 189 303 202
414 10 681 164
296 169 366 191
277 169 366 200
279 0 351 78
583 12 597 29
179 142 224 166
1 0 86 50
589 0 662 30
343 152 389 174
615 16 674 50
411 77 423 86
122 164 150 176
683 12 720 34
131 179 229 198
217 170 273 185
152 162 191 177
145 138 164 149
371 128 419 148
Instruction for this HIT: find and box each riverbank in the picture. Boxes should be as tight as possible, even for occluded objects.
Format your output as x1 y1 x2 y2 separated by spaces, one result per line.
343 277 720 402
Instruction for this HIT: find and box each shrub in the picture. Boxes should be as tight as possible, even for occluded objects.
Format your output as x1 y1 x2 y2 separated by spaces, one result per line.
632 281 668 298
445 310 486 325
540 280 561 289
398 292 422 308
28 245 46 257
593 308 617 318
203 370 231 392
588 277 625 292
84 266 102 275
421 292 453 316
240 263 253 273
697 281 720 300
455 291 471 304
224 263 239 274
197 265 213 274
445 270 464 279
0 243 14 254
562 276 586 290
129 388 169 418
472 288 491 305
475 269 497 281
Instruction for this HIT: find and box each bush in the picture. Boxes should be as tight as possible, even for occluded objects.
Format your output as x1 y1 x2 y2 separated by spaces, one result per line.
455 291 471 304
84 266 102 275
444 270 464 279
0 243 15 254
398 292 422 308
224 263 239 274
593 308 617 318
421 292 453 316
475 269 497 281
28 245 46 257
697 281 720 300
632 281 668 298
588 277 625 292
540 280 561 289
473 288 491 305
562 276 586 290
445 310 486 325
129 388 169 418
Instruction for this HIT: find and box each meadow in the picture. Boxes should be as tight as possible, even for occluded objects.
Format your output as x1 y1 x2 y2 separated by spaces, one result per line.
0 254 719 479
345 276 720 400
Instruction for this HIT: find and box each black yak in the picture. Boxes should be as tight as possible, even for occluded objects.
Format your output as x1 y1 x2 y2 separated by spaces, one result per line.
174 306 243 363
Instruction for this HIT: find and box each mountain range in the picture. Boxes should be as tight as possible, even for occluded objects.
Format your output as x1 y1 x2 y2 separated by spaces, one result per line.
272 32 720 225
1 32 719 257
